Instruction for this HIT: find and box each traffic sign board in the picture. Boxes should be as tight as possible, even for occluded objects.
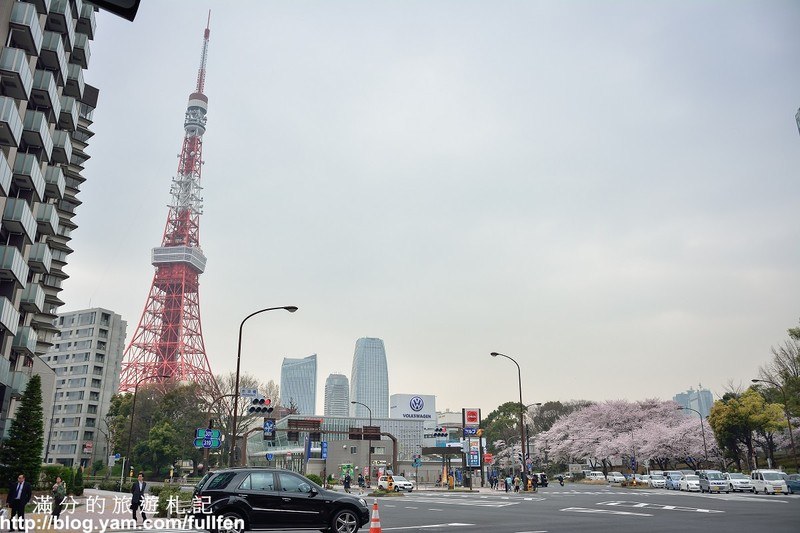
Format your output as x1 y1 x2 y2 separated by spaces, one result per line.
240 387 258 397
321 441 328 459
193 437 221 449
114 453 121 459
266 453 274 461
196 428 221 439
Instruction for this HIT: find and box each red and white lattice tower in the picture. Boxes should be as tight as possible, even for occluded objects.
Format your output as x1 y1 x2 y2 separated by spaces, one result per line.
118 17 218 393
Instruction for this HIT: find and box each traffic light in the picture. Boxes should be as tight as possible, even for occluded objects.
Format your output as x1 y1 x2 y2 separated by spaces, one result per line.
249 397 274 414
518 453 524 464
434 427 448 437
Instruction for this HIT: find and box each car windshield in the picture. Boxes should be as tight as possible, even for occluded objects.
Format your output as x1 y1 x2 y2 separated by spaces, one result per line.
762 473 783 481
728 473 747 479
651 475 665 480
393 476 408 482
610 472 622 476
685 475 699 481
706 473 723 480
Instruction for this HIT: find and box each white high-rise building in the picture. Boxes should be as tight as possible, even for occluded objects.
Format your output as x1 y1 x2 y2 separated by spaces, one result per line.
349 337 389 419
280 354 317 415
43 308 127 467
324 373 349 417
673 385 714 418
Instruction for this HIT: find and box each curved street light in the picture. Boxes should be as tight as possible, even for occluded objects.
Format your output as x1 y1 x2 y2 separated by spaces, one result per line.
351 400 373 484
751 378 798 470
677 406 708 466
230 306 298 467
125 373 169 477
490 352 526 473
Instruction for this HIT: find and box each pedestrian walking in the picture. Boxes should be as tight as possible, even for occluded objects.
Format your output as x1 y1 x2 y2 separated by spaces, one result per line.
513 475 521 493
505 474 512 493
131 472 148 523
344 473 352 493
52 476 66 518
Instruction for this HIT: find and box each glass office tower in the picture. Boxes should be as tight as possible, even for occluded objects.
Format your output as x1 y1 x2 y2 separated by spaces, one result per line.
280 354 317 415
349 337 389 418
324 373 349 417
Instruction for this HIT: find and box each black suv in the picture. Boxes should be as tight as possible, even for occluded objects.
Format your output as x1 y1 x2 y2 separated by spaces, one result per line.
192 467 370 533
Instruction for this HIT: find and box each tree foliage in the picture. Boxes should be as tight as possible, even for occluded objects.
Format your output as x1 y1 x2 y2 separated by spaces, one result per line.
0 374 44 487
483 402 525 454
708 388 787 470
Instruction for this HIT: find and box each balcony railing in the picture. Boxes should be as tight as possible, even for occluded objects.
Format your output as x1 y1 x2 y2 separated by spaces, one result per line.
10 1 43 56
0 296 21 335
12 152 45 202
0 150 12 196
3 198 37 243
20 0 51 16
58 95 78 131
0 245 29 287
71 32 90 69
31 70 61 118
77 3 96 39
28 242 52 274
22 109 54 161
39 31 68 84
64 64 84 99
12 326 38 355
51 129 72 166
35 202 59 235
0 97 23 148
46 0 75 52
0 47 33 101
20 283 45 314
44 165 66 200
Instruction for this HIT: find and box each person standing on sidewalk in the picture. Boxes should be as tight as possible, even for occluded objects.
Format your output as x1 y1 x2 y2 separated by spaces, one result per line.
8 473 32 531
52 476 66 519
131 473 148 523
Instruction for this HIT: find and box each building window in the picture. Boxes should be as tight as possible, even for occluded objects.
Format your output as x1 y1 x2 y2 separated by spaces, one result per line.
350 446 358 454
94 353 104 363
78 312 96 325
89 391 99 401
87 404 97 414
90 379 101 388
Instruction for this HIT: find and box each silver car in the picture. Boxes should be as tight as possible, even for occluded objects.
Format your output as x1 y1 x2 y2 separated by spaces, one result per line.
723 472 753 493
699 471 729 493
647 474 666 488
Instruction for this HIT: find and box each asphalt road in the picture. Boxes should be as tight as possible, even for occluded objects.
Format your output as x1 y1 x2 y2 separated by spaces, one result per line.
372 483 799 533
76 483 799 532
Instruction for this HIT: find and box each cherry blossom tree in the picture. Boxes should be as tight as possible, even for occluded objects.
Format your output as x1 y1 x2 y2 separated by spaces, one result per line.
532 399 718 473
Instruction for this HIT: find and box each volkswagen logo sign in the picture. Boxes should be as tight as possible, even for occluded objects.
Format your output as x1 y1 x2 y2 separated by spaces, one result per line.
409 396 424 412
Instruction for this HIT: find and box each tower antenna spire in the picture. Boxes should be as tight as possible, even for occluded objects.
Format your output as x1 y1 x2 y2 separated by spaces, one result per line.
196 10 211 94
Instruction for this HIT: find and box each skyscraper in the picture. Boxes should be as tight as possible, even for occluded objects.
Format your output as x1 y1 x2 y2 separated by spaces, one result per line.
324 373 349 417
673 385 714 418
0 1 104 435
350 337 389 418
43 308 126 466
280 354 317 415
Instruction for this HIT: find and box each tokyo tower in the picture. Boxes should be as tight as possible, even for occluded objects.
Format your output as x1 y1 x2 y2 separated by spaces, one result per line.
118 17 218 393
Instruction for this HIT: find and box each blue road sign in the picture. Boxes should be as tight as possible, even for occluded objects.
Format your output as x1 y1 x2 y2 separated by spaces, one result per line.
196 428 221 439
263 419 276 437
321 441 328 459
114 453 121 459
266 453 274 461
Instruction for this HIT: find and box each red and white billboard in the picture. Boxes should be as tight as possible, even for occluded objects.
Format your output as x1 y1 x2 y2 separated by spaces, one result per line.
463 408 481 427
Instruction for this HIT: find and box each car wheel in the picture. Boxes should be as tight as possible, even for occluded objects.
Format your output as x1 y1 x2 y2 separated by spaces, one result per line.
394 486 400 492
331 509 360 533
216 511 246 533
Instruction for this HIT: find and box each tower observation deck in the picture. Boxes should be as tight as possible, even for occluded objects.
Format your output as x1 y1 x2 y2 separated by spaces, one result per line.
118 17 218 393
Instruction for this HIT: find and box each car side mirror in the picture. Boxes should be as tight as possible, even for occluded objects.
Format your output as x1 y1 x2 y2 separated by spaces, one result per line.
310 487 318 496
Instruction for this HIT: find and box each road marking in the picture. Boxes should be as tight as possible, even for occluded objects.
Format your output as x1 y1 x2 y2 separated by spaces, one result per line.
597 501 723 513
383 524 474 530
561 507 652 517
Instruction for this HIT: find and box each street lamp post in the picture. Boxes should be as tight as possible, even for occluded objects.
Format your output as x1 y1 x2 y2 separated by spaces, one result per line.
752 379 799 470
677 406 708 467
230 306 297 467
351 400 373 485
490 352 526 475
125 374 168 479
44 387 62 463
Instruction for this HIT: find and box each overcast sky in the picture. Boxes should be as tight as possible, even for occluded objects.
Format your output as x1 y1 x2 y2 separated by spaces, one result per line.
59 1 800 416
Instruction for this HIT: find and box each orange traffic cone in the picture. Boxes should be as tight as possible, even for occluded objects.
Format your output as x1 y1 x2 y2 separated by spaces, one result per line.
369 499 382 533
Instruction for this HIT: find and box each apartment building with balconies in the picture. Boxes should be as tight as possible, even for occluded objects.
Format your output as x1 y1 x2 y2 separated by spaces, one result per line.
0 0 100 437
42 307 126 466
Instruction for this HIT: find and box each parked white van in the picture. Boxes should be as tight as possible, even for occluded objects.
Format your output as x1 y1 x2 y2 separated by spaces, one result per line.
586 471 606 481
750 469 788 494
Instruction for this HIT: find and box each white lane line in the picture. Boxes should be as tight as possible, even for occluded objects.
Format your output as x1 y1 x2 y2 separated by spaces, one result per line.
405 506 418 509
428 508 443 511
597 501 724 513
383 524 474 531
561 507 653 517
